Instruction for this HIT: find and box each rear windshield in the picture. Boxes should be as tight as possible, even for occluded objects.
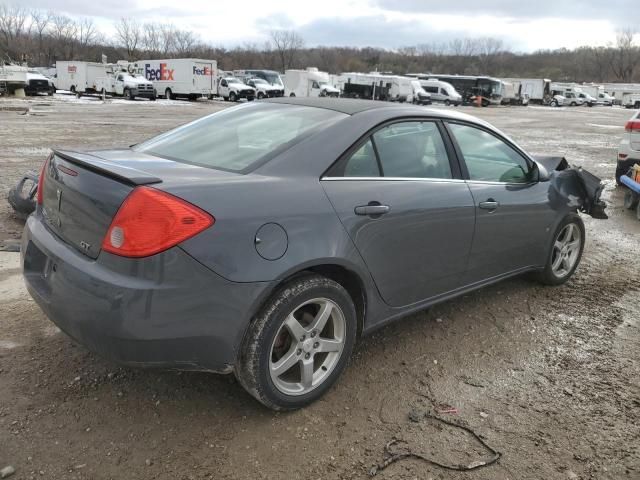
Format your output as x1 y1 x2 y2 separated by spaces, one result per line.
134 103 346 172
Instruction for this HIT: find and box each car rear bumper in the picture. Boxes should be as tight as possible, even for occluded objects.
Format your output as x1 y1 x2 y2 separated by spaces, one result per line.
22 214 270 373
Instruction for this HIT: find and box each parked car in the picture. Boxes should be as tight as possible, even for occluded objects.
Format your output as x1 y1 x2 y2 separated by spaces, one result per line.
562 92 585 106
22 98 605 410
616 110 640 184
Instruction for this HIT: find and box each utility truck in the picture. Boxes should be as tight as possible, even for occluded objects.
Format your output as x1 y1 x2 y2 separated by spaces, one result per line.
55 61 110 96
135 58 217 100
25 70 54 95
285 68 340 97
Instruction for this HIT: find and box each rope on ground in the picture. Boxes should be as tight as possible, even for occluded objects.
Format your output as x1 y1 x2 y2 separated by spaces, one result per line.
369 412 501 476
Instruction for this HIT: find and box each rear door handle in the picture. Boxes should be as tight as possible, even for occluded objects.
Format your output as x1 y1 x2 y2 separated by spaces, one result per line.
354 204 390 216
479 199 499 210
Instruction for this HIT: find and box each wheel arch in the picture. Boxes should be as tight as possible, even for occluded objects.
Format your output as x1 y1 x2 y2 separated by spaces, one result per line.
237 260 369 364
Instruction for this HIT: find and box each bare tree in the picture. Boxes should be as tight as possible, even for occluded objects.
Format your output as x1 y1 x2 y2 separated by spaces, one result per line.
114 17 141 60
50 14 78 60
173 29 196 55
159 24 175 56
270 29 304 72
609 28 640 82
30 9 50 65
0 3 29 60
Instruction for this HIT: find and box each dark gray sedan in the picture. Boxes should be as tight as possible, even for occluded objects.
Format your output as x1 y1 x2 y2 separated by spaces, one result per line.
22 98 605 410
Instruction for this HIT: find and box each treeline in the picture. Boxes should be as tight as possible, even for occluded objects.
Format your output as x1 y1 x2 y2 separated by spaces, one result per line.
1 3 639 83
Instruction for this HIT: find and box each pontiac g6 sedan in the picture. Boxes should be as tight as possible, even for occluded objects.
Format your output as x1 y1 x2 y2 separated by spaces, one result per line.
22 98 605 410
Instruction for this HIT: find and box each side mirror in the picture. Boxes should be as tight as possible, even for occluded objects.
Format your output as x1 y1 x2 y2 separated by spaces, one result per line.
531 161 550 182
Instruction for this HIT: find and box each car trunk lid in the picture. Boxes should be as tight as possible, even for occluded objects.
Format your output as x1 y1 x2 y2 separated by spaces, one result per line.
41 150 163 259
41 149 237 259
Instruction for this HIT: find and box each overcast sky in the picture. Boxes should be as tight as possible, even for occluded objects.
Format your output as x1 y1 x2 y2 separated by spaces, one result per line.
16 0 640 51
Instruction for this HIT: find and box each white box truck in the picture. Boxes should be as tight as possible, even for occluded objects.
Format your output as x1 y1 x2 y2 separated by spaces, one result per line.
501 78 552 104
285 68 340 97
135 58 217 100
55 61 111 96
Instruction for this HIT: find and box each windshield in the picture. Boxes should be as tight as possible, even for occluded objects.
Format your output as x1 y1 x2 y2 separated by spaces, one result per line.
264 73 283 86
133 103 347 172
252 78 268 85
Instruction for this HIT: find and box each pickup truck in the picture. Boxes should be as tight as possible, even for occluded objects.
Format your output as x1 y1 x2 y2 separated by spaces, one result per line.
218 77 255 102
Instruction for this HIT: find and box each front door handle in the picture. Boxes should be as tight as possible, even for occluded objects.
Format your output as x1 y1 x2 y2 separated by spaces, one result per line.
479 199 499 211
354 204 390 216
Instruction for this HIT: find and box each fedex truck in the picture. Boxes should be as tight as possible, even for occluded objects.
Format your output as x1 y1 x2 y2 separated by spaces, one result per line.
135 58 217 100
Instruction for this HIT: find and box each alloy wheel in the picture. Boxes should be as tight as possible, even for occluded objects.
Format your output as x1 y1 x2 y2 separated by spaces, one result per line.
269 298 346 396
551 223 581 278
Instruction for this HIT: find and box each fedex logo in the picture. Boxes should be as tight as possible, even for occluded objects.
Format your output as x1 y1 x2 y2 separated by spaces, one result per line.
193 66 213 76
144 63 174 81
67 65 77 73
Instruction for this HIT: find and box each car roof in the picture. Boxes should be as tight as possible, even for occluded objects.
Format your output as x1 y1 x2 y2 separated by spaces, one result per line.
262 97 486 124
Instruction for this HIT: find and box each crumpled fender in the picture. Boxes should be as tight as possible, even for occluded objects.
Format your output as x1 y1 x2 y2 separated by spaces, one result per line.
534 156 608 219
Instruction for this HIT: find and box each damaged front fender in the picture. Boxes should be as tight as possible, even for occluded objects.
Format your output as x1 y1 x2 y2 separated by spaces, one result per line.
534 156 608 219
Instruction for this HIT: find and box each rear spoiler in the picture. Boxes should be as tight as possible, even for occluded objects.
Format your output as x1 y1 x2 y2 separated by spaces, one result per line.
53 149 162 186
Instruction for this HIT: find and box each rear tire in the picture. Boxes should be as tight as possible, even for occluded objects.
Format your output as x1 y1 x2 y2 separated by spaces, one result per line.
235 274 357 411
165 88 173 100
535 214 585 286
289 92 296 97
624 190 639 210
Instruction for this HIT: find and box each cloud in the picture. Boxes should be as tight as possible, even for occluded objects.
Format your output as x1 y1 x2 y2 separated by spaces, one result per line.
373 0 637 26
297 15 491 49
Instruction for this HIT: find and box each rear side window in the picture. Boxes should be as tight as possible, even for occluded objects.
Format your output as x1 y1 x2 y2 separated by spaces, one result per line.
448 123 531 183
373 122 452 179
134 104 347 172
329 121 452 179
342 139 380 177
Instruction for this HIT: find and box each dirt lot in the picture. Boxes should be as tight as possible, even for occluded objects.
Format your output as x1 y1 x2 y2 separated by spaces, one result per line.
0 95 638 480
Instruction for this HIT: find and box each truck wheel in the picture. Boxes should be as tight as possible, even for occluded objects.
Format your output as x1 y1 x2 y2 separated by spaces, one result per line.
164 88 173 100
48 87 54 96
481 98 490 107
635 102 640 109
624 190 639 210
235 274 357 410
257 92 265 99
550 100 558 107
289 93 296 97
229 91 237 102
570 102 577 106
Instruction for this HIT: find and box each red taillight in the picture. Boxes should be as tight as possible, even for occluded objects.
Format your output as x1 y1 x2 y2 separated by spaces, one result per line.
36 154 51 205
625 120 640 132
102 187 214 258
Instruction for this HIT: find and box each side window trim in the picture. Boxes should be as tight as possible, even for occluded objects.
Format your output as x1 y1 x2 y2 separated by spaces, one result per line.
442 120 534 184
322 117 462 180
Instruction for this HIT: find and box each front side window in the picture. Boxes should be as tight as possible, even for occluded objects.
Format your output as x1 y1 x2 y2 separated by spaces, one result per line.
448 123 531 183
134 103 347 172
373 122 452 179
312 81 320 89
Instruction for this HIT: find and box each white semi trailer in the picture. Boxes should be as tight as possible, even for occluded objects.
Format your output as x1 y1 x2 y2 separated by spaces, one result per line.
135 58 217 100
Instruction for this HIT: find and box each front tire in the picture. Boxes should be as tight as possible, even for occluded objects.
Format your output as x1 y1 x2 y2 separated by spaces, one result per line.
536 215 585 286
164 88 173 100
235 275 357 410
229 91 237 102
624 190 639 210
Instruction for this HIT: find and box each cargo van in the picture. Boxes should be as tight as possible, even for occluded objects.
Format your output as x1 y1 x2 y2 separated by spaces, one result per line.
135 58 217 100
285 68 340 97
418 79 462 105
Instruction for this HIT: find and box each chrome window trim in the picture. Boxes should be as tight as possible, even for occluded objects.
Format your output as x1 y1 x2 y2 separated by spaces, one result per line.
464 179 538 186
321 176 466 183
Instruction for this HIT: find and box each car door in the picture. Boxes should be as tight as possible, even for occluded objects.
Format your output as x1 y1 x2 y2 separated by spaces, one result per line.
219 78 229 97
322 120 476 307
114 74 124 95
445 121 556 284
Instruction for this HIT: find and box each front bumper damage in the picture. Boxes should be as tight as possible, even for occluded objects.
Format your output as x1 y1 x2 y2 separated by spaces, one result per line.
535 156 608 219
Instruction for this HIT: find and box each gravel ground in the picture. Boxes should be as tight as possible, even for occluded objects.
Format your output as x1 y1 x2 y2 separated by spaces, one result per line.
0 94 638 480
